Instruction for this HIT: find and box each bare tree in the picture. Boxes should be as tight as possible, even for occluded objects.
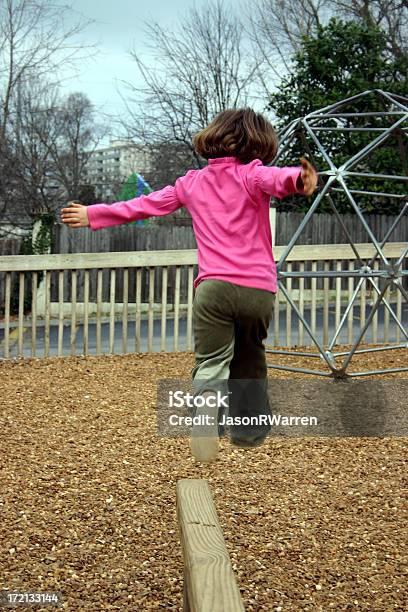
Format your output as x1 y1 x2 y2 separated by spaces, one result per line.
0 79 57 233
120 0 261 170
246 0 331 84
44 92 107 202
0 82 105 236
0 0 98 235
143 142 196 191
0 0 94 142
331 0 408 57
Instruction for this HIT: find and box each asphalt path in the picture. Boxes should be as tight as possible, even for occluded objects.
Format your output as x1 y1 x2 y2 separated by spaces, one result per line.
1 303 407 359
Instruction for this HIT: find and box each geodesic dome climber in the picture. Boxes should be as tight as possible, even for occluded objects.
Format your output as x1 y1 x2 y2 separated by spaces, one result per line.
266 89 408 378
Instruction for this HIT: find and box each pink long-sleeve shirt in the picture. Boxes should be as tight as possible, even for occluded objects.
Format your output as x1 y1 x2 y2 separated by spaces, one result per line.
87 157 305 293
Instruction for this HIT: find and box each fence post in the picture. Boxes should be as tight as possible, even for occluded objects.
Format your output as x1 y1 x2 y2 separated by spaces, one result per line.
33 217 51 317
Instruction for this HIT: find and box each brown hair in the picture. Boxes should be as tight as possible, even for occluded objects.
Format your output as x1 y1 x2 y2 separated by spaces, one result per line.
193 108 278 164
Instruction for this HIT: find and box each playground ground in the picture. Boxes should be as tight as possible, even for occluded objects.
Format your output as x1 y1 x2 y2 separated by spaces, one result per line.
0 347 407 611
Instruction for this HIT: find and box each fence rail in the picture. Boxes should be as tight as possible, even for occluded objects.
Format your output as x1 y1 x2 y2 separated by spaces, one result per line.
2 209 407 301
0 243 407 359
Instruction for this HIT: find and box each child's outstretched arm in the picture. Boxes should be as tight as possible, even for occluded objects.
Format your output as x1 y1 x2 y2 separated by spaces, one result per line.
61 184 183 230
251 157 318 200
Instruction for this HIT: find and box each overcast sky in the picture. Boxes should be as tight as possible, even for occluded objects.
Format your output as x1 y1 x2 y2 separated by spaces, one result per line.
61 0 210 142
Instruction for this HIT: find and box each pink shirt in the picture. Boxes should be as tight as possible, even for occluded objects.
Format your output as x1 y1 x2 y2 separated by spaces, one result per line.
87 157 305 293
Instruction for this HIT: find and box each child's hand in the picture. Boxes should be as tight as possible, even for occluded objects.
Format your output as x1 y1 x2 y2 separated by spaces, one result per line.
60 202 90 228
299 157 318 196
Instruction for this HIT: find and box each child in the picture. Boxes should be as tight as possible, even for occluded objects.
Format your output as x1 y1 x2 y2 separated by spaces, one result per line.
61 108 318 462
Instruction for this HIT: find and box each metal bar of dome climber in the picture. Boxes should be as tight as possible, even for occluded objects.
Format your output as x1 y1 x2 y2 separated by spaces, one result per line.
301 118 338 171
364 279 408 344
330 188 407 197
328 277 367 349
277 117 300 141
305 90 374 116
327 267 408 351
309 127 408 132
381 90 408 102
328 177 408 338
272 129 297 164
364 280 408 343
394 277 408 303
266 363 334 376
338 177 391 267
395 242 408 268
266 89 408 377
336 205 408 343
298 125 390 335
366 214 403 266
334 344 408 357
307 111 406 118
345 366 408 377
342 114 408 172
360 208 408 341
272 120 407 372
297 127 367 265
340 279 408 374
376 90 408 112
278 270 386 278
276 179 335 269
267 280 338 374
346 172 408 180
276 266 408 362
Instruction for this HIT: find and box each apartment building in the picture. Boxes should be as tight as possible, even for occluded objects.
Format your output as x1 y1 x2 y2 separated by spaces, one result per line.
85 139 152 201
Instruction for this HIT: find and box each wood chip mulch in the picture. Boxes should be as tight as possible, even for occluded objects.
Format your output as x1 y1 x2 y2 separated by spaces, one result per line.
0 346 407 611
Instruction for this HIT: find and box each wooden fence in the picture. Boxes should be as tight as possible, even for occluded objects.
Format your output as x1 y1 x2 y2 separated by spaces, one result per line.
2 211 407 303
274 210 408 245
50 211 408 301
52 210 408 251
0 244 406 359
0 238 21 257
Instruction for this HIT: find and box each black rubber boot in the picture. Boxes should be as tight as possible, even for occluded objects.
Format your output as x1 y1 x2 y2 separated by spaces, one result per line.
228 379 272 448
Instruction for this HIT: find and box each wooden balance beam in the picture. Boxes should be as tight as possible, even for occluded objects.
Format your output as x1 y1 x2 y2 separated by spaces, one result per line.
176 479 245 612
